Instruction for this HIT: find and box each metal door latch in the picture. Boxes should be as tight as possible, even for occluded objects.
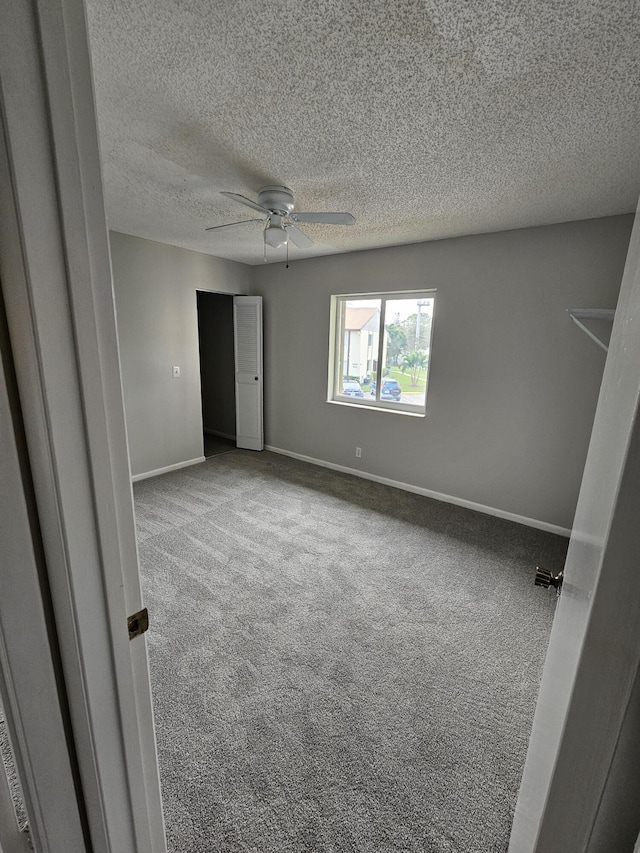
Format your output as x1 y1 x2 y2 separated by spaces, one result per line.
535 567 563 596
127 607 149 640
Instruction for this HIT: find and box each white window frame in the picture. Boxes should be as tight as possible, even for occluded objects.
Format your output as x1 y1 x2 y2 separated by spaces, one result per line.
327 290 436 416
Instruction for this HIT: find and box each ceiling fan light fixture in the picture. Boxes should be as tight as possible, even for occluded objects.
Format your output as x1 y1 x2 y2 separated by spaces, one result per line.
264 224 288 249
212 187 355 258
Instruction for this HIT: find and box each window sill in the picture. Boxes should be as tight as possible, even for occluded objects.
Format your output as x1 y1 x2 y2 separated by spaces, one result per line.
326 398 426 417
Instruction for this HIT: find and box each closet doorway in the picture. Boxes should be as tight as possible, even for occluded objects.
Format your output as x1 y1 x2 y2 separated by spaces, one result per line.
197 291 236 458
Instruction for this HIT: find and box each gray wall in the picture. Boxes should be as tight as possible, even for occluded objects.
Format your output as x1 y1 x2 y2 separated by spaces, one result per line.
197 291 236 438
252 215 633 531
110 231 251 476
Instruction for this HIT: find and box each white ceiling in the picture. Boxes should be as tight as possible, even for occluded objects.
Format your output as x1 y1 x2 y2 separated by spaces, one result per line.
86 0 640 266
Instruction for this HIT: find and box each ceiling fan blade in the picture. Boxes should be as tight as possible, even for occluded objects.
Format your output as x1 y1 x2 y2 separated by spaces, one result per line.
285 224 313 248
290 212 355 225
220 191 272 216
205 219 263 232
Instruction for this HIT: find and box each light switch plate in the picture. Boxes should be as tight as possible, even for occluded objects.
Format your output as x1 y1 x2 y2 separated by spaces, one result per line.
172 365 180 378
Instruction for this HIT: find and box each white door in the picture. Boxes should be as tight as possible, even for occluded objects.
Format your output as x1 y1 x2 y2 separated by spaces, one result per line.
510 199 640 851
0 1 165 851
234 296 264 451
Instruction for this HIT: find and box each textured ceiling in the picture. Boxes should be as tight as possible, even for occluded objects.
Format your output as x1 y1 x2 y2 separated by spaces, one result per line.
86 0 640 265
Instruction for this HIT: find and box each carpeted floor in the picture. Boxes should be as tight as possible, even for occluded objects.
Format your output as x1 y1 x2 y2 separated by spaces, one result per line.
0 706 28 832
204 433 237 458
133 450 566 853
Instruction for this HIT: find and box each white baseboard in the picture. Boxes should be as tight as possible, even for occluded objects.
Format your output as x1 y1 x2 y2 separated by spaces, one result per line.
131 456 206 483
204 428 236 441
265 445 571 538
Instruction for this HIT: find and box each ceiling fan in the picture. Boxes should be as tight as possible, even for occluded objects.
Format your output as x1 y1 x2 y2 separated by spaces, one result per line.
206 185 355 260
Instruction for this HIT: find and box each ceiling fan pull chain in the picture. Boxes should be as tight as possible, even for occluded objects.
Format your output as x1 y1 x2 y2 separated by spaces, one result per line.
286 238 289 269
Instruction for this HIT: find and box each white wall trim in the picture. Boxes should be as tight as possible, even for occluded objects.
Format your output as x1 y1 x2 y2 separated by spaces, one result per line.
265 445 572 537
132 456 206 482
204 428 236 441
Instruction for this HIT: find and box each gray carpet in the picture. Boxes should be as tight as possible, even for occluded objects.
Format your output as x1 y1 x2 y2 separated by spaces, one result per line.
133 450 566 853
0 706 28 832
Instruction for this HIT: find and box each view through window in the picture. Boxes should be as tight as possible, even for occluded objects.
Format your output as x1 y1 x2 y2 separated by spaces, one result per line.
330 291 435 415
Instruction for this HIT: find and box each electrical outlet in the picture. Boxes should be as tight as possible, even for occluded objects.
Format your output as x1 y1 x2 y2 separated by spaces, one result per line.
172 365 180 378
355 447 362 458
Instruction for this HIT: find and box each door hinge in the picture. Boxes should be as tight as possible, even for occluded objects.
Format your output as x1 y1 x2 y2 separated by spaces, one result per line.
534 567 564 597
127 607 149 640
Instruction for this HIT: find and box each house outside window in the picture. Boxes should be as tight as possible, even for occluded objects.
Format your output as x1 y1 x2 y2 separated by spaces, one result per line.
342 305 380 378
329 290 435 415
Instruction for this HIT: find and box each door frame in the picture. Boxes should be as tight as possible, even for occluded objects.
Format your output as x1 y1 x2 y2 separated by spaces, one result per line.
0 1 165 851
196 289 239 451
0 295 84 853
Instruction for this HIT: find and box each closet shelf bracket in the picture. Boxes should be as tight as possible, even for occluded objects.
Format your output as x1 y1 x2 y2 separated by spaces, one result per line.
568 308 615 353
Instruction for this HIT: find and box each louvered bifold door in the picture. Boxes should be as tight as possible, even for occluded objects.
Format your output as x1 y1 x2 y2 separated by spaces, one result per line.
233 296 264 450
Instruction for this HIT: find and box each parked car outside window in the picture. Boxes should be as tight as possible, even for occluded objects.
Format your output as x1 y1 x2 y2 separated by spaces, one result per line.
342 380 365 398
370 378 402 401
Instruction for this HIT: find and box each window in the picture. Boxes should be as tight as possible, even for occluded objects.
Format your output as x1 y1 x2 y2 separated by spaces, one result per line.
328 291 435 415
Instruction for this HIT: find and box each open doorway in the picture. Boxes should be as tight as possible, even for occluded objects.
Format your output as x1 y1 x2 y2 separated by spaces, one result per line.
197 290 236 458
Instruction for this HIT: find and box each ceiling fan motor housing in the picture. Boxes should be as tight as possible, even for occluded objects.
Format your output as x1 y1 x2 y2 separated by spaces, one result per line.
258 185 295 215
